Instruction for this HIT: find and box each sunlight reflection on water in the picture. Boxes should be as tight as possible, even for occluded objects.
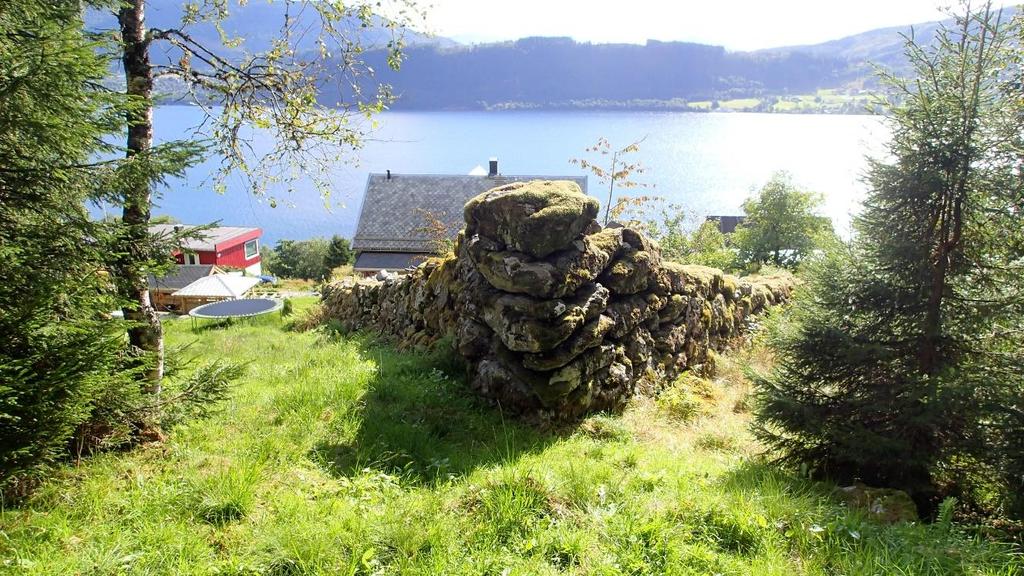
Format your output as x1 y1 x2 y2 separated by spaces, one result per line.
101 106 888 244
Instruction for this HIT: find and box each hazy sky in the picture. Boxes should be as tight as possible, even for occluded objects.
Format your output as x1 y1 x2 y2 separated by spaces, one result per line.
422 1 978 50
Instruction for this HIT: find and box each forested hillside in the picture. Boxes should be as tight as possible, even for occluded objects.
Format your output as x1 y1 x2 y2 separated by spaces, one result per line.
88 0 1015 111
355 38 856 109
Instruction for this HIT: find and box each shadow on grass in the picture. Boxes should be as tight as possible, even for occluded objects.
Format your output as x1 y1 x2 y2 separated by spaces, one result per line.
310 334 560 484
717 458 832 501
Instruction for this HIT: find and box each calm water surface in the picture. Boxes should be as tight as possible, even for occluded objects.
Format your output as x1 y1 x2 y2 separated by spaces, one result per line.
108 106 889 244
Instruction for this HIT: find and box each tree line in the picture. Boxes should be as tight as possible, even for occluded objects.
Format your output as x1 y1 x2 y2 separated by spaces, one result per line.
349 37 857 110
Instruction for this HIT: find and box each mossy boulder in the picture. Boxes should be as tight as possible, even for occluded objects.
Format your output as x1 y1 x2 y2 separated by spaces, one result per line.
470 246 563 298
485 283 609 322
604 293 664 339
598 248 660 295
480 284 609 353
456 318 492 358
464 180 600 258
523 314 615 371
659 293 689 324
468 231 621 299
472 357 548 411
542 344 617 406
482 306 585 353
660 264 723 297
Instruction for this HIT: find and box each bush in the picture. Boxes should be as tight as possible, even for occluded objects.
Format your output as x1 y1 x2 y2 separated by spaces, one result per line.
324 235 354 270
641 203 738 271
731 172 834 270
265 238 331 280
265 236 355 281
657 373 716 422
0 318 134 490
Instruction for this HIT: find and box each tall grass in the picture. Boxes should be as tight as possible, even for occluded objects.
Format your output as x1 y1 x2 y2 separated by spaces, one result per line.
0 298 1019 575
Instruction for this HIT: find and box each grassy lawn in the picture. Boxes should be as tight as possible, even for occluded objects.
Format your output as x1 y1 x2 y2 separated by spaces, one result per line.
1 298 1020 575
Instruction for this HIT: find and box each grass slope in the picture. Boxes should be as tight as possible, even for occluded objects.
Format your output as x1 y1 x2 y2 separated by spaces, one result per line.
1 299 1020 575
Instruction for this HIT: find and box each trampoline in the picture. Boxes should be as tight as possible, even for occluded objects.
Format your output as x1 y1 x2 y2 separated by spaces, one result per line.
189 298 282 329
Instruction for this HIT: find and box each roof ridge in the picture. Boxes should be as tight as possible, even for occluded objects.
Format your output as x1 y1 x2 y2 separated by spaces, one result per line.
367 173 587 179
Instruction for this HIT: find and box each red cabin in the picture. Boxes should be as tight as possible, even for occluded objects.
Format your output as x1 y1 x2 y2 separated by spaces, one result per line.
151 224 263 276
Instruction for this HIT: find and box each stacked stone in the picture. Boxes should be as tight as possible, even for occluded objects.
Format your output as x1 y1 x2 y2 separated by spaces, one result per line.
320 255 463 350
452 180 790 418
319 180 793 420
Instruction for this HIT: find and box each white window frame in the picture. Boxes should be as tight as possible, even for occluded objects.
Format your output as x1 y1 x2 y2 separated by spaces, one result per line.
184 253 200 265
244 239 259 260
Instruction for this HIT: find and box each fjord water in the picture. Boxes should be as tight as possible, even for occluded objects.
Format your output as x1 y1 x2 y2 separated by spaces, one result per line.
127 106 887 245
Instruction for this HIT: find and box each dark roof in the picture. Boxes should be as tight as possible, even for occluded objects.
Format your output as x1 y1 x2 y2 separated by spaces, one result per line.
706 215 746 234
353 251 430 271
353 174 588 253
148 264 219 292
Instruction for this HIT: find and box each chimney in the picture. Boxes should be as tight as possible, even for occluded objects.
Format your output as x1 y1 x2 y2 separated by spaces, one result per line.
488 157 498 177
386 169 391 180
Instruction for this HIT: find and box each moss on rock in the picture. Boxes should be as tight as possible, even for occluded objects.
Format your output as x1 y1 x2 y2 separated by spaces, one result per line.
464 180 600 258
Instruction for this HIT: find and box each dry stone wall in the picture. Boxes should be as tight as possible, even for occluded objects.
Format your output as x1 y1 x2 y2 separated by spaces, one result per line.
321 180 793 420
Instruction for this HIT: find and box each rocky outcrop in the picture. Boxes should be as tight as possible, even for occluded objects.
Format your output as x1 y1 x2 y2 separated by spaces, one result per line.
320 180 793 420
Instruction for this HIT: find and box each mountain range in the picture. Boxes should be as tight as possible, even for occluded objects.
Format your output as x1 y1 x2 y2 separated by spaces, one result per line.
87 2 1016 112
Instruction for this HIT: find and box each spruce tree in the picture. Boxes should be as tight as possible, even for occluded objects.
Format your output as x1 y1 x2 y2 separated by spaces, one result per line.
754 3 1024 515
0 0 131 490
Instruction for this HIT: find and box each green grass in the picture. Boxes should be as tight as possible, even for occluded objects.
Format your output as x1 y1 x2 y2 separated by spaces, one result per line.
1 298 1020 575
719 98 762 110
685 98 762 111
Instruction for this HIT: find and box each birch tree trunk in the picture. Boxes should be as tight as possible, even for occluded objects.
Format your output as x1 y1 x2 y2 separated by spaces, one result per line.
117 0 163 392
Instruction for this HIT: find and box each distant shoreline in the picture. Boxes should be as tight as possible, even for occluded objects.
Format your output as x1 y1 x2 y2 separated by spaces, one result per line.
404 104 881 115
157 93 883 116
156 102 884 117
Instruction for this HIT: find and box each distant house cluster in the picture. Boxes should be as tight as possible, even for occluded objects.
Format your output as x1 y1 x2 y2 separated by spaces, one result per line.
351 159 588 275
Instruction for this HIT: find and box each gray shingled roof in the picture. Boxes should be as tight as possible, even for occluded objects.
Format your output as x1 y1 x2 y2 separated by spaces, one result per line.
148 265 219 292
353 174 589 253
